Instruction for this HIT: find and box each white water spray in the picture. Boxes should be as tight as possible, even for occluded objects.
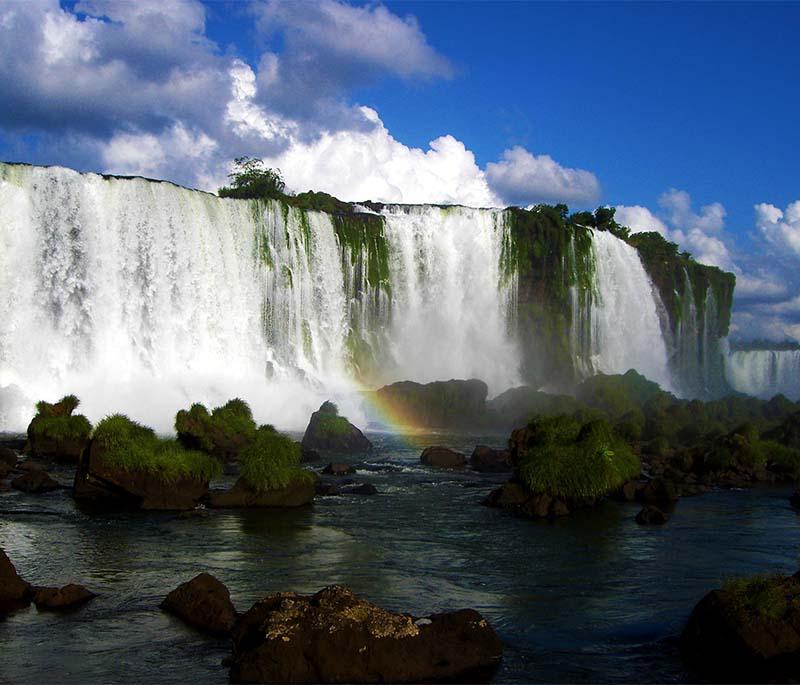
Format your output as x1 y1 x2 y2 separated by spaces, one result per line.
725 349 800 400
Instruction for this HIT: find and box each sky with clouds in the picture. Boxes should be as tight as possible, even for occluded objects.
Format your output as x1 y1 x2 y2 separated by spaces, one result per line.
0 0 797 341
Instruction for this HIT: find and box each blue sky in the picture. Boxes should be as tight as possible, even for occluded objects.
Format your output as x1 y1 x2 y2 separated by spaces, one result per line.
0 0 798 340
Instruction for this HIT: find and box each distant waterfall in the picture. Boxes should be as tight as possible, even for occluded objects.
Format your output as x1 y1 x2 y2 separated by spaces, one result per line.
577 230 672 391
725 349 800 400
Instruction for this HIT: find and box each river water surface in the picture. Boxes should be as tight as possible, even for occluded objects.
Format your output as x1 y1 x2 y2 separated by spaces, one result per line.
1 431 799 683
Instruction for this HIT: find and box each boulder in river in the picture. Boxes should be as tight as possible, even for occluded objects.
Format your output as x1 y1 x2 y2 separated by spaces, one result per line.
229 585 503 683
635 505 669 525
33 584 95 611
26 394 92 462
161 573 237 636
209 474 316 509
682 572 800 679
0 446 17 468
11 470 59 494
420 446 466 469
639 478 680 507
301 402 372 453
470 445 511 473
0 548 31 614
321 462 355 476
73 415 220 511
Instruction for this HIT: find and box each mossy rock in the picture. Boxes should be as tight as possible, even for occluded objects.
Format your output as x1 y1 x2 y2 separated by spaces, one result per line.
237 425 314 495
682 572 800 679
74 414 221 511
510 415 640 504
175 398 257 460
26 394 92 462
301 402 372 453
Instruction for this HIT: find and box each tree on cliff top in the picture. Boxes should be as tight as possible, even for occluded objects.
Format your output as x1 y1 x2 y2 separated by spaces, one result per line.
218 157 285 200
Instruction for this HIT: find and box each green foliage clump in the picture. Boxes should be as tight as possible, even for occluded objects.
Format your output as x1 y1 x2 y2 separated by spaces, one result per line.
29 394 92 443
516 416 640 500
218 157 285 200
239 425 313 492
93 414 222 483
722 574 795 621
578 369 666 419
175 398 257 459
312 402 352 438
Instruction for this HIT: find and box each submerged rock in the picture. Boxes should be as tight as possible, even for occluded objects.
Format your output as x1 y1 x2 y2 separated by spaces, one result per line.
12 470 59 494
682 572 800 679
470 445 511 473
420 446 466 469
229 585 502 683
321 462 355 476
301 402 372 453
0 548 32 613
161 573 237 636
636 505 669 525
0 446 17 468
33 584 95 610
343 483 378 496
209 475 316 509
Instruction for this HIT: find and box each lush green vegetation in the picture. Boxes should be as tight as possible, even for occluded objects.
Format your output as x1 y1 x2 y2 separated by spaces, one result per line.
515 415 640 500
218 157 286 200
239 425 313 492
311 401 353 438
722 574 797 620
175 398 257 458
93 414 222 483
29 394 92 443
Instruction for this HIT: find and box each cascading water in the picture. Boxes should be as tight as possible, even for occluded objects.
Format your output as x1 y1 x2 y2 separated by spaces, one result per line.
725 349 800 400
379 205 520 393
578 230 672 390
0 164 521 432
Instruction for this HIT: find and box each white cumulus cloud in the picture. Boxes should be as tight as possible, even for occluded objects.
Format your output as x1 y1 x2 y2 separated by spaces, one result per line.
485 146 600 207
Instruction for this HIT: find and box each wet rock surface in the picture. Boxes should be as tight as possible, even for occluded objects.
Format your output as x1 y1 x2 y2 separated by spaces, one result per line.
229 585 502 683
161 573 237 636
420 446 466 469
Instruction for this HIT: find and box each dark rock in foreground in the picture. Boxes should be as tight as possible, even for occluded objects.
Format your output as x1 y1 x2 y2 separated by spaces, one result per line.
682 572 800 679
302 402 372 453
0 548 32 614
33 584 95 610
791 491 800 509
161 573 237 636
12 470 59 493
470 445 511 473
209 475 316 508
74 441 209 511
420 446 466 469
636 505 669 525
229 585 502 683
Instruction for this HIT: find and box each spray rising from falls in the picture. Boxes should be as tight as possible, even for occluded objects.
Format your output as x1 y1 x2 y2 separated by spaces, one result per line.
725 349 800 400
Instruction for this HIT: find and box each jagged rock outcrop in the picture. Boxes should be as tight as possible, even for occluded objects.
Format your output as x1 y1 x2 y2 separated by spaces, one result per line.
228 585 503 683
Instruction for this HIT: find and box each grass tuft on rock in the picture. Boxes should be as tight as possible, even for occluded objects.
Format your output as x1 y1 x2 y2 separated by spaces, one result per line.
517 416 640 500
93 414 222 483
29 394 92 443
239 425 314 492
175 398 257 458
722 574 796 621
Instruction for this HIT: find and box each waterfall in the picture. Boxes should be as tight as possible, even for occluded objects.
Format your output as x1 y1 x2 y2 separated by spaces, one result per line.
379 205 520 393
582 230 672 390
725 349 800 400
0 164 520 432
